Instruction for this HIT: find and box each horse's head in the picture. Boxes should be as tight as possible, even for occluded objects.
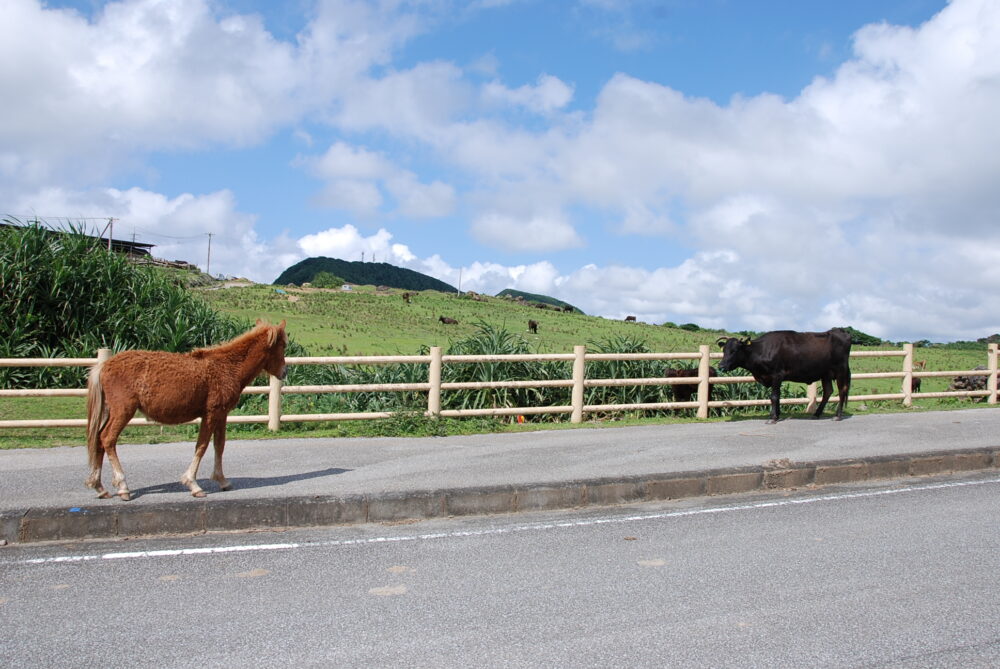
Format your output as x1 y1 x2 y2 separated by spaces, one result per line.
260 319 288 380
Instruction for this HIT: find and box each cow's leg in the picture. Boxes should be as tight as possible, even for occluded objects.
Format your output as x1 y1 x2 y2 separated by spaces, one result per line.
814 377 833 418
210 422 232 492
835 371 851 420
180 419 214 497
767 382 782 423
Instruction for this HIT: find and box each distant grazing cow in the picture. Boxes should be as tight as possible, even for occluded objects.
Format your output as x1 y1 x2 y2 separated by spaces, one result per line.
624 315 636 322
664 366 718 404
528 319 539 334
563 306 574 313
439 316 458 325
717 328 852 423
402 292 412 304
911 360 926 393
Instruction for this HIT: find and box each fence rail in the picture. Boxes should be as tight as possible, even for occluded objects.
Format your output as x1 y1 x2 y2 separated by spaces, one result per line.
1 343 997 430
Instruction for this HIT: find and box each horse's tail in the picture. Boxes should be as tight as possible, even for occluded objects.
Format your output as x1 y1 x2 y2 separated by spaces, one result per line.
86 363 109 470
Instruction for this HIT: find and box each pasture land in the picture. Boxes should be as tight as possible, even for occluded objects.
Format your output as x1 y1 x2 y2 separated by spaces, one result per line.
194 283 720 355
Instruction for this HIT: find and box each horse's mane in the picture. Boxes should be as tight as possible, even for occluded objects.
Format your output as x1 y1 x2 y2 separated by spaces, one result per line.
190 321 283 358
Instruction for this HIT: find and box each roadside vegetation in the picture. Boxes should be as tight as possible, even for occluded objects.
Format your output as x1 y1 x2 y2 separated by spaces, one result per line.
1 219 994 449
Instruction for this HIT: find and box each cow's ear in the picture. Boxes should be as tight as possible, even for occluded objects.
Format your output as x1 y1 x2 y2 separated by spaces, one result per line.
716 337 728 349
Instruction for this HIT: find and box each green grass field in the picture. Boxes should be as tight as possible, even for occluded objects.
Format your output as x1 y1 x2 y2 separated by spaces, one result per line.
195 283 720 355
2 282 994 449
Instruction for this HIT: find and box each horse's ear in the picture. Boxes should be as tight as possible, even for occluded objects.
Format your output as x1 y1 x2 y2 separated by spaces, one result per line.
256 318 264 326
267 320 288 348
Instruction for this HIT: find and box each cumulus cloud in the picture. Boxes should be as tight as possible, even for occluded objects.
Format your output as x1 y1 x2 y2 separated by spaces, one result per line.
298 141 456 218
482 74 574 114
471 211 583 252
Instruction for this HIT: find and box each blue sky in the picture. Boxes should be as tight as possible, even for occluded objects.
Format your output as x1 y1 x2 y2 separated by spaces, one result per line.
3 0 999 342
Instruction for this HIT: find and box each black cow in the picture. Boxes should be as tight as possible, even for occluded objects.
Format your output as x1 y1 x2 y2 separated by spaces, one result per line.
439 316 458 325
664 366 718 404
528 319 539 334
716 328 852 423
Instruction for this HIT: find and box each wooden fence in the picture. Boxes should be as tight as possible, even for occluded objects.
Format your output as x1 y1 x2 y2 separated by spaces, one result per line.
1 343 997 431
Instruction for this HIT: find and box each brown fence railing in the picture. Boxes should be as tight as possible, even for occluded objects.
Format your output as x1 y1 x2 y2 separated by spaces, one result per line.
1 343 997 431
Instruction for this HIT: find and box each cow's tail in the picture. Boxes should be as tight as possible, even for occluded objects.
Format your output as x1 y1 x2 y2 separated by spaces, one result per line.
86 363 109 471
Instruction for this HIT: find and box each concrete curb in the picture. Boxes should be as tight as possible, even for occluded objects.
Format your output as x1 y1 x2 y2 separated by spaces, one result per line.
4 446 999 545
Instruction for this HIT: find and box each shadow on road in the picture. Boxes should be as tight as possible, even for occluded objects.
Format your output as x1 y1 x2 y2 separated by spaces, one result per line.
129 467 353 499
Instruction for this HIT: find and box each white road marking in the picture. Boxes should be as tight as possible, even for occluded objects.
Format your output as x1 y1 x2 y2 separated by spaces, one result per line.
10 476 1000 567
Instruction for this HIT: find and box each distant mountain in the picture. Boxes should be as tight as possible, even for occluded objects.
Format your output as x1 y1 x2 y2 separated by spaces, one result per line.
275 257 458 293
496 288 583 314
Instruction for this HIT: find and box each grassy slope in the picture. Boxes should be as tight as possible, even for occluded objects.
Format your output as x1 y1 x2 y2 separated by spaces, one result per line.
195 284 718 355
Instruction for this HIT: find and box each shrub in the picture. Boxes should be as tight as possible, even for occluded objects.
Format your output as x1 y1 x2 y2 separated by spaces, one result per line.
310 271 345 289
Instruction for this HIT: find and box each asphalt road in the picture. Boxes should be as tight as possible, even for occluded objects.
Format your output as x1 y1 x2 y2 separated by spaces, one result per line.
4 471 1000 668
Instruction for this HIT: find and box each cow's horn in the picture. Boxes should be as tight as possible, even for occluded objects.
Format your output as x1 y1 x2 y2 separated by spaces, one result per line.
715 337 729 348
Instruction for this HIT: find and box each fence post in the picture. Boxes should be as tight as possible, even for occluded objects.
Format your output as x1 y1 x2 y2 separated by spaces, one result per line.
989 343 998 405
697 345 711 419
902 343 914 408
96 348 111 364
571 345 586 423
268 374 282 432
427 346 442 418
805 383 818 414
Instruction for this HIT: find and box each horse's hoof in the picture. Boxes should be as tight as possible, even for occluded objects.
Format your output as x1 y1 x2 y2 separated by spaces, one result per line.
192 490 207 498
220 483 232 492
97 491 111 499
118 491 132 501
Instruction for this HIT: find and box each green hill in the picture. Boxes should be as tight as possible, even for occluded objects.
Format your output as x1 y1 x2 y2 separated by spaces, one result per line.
275 257 457 293
496 288 582 314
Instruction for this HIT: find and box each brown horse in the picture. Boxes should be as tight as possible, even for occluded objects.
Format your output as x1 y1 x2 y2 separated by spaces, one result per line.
85 320 288 500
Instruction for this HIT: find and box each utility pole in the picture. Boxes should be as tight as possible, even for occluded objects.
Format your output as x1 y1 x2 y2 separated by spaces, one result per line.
206 233 213 276
100 217 118 251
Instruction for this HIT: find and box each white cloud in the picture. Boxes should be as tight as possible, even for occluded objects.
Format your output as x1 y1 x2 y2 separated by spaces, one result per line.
308 142 394 181
482 74 574 114
385 174 456 218
298 141 456 219
298 224 414 266
314 180 384 216
471 211 583 252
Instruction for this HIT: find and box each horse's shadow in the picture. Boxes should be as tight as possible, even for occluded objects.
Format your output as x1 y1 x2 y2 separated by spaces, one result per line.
129 467 352 500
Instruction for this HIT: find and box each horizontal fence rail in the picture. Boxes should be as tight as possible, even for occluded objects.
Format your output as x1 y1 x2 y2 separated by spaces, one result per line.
1 343 997 431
